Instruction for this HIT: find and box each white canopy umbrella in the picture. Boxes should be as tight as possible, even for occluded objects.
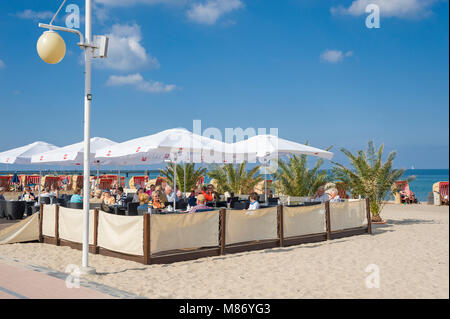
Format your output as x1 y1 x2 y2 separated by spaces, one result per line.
0 141 58 164
95 128 231 209
0 141 59 203
229 135 334 203
31 137 117 165
31 137 117 195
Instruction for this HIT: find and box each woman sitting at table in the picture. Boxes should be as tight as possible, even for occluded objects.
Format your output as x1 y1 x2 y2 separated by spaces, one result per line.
138 193 150 210
70 188 83 203
101 191 115 205
133 188 145 203
188 188 198 207
20 186 36 201
149 191 165 210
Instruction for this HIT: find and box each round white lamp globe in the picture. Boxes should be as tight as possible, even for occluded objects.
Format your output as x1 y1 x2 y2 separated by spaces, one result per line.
36 31 66 64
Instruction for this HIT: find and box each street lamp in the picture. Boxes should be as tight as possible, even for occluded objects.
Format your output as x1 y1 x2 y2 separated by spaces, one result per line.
37 31 66 64
37 0 108 275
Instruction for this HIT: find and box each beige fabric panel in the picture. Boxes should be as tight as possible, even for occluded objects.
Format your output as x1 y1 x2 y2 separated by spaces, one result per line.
150 212 219 254
97 212 144 256
42 204 56 237
226 208 278 245
283 204 326 237
58 207 95 245
0 214 39 244
330 200 367 231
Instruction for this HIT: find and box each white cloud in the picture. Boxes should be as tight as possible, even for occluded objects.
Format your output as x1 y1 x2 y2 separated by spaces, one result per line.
106 73 176 93
331 0 438 19
15 9 54 20
320 50 354 63
0 59 5 69
95 23 159 71
187 0 243 25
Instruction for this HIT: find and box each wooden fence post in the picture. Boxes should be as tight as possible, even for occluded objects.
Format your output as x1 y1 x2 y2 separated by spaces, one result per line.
219 208 226 255
39 203 43 243
93 208 99 254
143 213 151 265
55 205 60 246
366 198 372 235
277 205 284 247
325 201 331 240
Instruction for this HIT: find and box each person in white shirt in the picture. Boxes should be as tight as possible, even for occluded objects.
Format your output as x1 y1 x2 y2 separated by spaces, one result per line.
311 186 329 203
248 192 261 210
328 189 341 202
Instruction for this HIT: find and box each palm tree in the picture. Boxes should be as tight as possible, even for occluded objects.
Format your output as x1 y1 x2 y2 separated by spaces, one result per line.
207 162 263 194
331 141 405 222
272 150 331 197
159 163 206 192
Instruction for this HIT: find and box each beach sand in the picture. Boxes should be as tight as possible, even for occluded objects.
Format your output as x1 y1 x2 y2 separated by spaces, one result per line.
0 203 448 299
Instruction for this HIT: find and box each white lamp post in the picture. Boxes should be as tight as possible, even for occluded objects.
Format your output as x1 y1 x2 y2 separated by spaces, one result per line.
37 0 108 274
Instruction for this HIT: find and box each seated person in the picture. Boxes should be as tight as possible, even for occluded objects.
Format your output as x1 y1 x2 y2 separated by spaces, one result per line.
188 188 198 207
164 185 178 203
90 189 103 204
0 187 6 201
115 186 127 206
70 189 83 203
155 186 167 203
102 191 116 205
201 185 214 202
137 193 150 210
146 184 155 198
189 194 211 213
21 186 36 201
400 190 410 204
248 192 261 210
311 186 329 203
49 185 59 197
149 192 165 210
133 188 145 203
442 194 449 206
176 187 183 199
40 187 51 197
328 189 341 202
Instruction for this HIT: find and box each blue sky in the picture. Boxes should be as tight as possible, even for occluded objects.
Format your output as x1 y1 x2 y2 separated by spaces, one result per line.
0 0 448 170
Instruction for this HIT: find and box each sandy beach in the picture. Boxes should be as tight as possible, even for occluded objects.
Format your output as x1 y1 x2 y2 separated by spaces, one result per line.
0 203 448 299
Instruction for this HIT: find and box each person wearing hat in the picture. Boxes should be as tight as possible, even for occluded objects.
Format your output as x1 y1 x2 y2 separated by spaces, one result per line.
189 194 211 213
90 189 103 204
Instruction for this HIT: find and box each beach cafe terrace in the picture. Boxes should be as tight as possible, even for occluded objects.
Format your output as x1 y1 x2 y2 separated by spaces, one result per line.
0 129 372 265
1 198 372 265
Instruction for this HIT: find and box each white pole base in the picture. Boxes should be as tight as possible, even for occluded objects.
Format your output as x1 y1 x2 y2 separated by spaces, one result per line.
80 266 96 275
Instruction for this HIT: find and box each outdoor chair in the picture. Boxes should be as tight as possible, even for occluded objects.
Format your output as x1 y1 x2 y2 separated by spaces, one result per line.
126 202 139 216
0 200 6 218
232 201 249 210
67 202 84 210
39 197 51 205
4 201 25 220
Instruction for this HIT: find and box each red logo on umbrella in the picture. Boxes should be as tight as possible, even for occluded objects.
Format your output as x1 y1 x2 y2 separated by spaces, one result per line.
63 154 68 160
40 156 44 161
136 147 141 153
107 150 111 157
141 157 147 162
5 158 9 163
